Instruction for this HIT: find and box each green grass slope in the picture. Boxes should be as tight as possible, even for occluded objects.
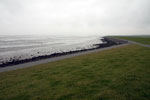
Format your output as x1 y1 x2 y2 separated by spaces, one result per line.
0 44 150 100
114 36 150 45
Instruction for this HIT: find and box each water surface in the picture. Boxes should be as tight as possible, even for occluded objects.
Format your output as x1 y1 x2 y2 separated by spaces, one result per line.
0 35 103 64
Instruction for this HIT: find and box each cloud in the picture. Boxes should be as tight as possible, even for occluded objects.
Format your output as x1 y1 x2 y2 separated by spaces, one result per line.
0 0 150 35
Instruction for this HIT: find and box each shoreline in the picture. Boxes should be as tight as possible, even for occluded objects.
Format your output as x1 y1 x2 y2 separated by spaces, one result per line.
0 37 128 68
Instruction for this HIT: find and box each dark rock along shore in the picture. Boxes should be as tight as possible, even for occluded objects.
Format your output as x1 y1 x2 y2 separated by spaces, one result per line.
0 37 128 68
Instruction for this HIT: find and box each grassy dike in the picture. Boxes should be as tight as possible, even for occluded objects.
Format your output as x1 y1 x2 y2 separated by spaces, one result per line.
113 36 150 45
0 44 150 100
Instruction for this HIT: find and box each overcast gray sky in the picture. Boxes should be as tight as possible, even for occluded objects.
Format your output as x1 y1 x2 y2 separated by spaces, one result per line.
0 0 150 36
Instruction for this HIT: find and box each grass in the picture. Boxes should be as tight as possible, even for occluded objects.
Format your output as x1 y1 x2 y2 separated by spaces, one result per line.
112 36 150 45
0 44 150 100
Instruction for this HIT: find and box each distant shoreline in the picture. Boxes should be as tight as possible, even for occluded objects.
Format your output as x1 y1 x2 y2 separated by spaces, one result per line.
0 37 128 68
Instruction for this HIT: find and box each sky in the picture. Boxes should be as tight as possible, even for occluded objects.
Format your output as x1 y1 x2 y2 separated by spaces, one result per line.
0 0 150 36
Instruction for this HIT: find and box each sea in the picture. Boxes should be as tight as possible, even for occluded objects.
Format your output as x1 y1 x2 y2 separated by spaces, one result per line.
0 35 103 64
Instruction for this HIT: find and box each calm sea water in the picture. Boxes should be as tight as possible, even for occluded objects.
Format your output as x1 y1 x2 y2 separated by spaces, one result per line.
0 35 103 64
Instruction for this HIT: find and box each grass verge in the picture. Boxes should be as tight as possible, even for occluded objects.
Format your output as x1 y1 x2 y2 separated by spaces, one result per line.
0 44 150 100
113 36 150 45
